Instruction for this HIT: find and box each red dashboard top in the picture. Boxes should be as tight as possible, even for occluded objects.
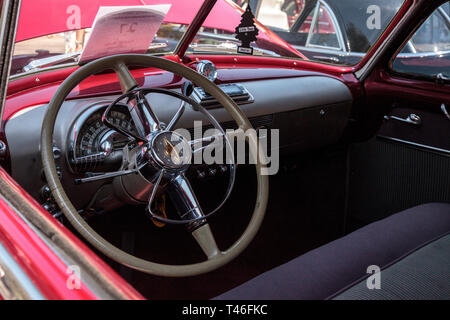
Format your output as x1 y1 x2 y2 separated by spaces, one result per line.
4 55 355 122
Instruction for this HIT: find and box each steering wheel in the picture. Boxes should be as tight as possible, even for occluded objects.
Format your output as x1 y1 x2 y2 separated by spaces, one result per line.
41 54 269 277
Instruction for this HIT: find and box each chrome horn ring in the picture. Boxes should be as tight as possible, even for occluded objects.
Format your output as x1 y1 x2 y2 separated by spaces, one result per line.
102 87 236 226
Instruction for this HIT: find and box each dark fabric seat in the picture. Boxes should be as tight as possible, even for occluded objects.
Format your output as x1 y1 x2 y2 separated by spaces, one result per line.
215 203 450 300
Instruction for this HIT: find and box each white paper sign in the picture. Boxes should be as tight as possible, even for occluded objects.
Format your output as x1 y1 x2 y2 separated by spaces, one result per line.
79 5 171 63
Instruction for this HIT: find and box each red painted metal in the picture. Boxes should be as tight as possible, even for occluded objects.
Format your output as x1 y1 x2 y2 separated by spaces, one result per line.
365 67 450 105
0 167 144 300
3 55 356 123
186 54 353 75
362 0 450 108
0 196 97 299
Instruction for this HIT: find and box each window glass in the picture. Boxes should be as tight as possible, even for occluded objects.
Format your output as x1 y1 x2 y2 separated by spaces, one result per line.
11 0 204 77
392 2 450 80
308 3 340 49
231 0 405 66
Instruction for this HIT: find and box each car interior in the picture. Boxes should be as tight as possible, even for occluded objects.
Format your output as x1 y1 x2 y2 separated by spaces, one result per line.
0 0 449 300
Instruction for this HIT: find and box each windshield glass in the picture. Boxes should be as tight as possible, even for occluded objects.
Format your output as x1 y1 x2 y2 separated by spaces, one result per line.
224 0 406 65
188 0 303 58
11 0 407 76
12 0 204 76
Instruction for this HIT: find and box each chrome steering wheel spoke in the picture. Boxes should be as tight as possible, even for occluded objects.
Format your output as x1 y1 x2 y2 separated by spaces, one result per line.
166 174 221 259
165 81 193 131
103 89 161 142
166 101 186 131
166 174 205 225
103 63 162 142
146 171 222 260
135 89 161 133
190 132 225 155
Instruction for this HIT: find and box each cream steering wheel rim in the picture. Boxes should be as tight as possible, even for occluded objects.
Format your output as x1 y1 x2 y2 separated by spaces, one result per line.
41 54 269 277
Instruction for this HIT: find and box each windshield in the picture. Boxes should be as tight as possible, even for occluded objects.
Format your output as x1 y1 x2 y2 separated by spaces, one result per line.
11 0 407 76
228 0 407 65
12 0 204 76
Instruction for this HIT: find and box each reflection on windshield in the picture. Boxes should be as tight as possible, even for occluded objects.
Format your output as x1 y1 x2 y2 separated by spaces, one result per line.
232 0 410 66
12 22 187 76
11 0 205 76
12 0 439 75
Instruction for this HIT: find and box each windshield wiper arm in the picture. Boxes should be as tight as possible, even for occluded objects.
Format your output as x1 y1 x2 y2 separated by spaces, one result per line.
23 52 80 72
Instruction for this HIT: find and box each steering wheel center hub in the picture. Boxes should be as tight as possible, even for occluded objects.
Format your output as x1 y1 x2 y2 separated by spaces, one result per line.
150 131 191 169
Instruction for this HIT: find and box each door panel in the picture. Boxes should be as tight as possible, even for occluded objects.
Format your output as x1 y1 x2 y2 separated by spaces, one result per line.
379 105 450 153
347 136 450 228
347 2 450 228
348 75 449 227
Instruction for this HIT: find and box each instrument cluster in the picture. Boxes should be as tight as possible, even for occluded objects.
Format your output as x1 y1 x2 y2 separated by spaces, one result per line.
69 104 136 173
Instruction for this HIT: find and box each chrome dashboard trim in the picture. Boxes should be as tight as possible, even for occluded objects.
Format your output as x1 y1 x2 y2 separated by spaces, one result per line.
377 135 450 156
191 83 255 109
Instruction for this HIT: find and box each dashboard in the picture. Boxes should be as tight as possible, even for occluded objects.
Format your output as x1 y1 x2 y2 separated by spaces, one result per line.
4 65 353 217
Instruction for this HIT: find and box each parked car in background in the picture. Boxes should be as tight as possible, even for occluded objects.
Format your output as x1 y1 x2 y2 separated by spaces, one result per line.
233 0 305 26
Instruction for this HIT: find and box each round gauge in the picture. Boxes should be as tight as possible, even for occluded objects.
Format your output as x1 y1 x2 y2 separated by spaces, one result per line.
196 60 218 82
75 107 136 158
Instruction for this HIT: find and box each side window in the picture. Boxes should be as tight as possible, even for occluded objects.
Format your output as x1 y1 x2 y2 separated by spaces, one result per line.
392 2 450 80
306 2 341 49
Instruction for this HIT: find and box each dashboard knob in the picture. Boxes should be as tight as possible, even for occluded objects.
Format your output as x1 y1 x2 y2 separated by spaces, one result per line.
56 166 62 180
197 170 206 179
40 185 51 200
208 168 217 176
52 146 61 159
42 203 52 212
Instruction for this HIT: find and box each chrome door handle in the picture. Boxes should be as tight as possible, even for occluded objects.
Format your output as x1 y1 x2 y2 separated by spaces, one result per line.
441 104 450 121
384 113 422 126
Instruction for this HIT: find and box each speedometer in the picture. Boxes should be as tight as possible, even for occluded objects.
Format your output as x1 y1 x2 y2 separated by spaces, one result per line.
76 108 134 157
196 60 218 82
70 105 137 172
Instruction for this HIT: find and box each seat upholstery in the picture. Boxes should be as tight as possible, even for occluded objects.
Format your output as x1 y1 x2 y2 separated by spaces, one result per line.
215 203 450 300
